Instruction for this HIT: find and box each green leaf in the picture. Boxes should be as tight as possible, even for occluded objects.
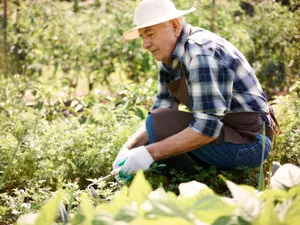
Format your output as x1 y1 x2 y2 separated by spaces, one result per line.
275 198 293 222
288 186 300 199
226 180 262 222
177 181 216 215
114 206 136 223
91 212 117 225
96 187 137 223
128 170 152 204
130 216 195 225
192 195 237 224
259 189 288 202
34 191 64 225
283 198 300 225
212 216 234 225
70 213 85 225
95 172 151 223
253 199 282 225
79 193 95 224
96 187 130 215
270 164 300 190
147 188 191 221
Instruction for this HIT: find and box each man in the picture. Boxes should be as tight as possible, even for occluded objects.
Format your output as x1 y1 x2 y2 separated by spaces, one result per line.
113 0 278 177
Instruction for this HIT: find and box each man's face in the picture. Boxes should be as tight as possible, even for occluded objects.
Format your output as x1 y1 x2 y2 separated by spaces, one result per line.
138 21 178 64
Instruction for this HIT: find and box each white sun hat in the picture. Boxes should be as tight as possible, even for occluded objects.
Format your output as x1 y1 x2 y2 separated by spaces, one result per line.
122 0 196 40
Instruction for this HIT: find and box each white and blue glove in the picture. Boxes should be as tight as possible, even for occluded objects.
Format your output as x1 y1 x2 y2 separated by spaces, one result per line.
112 147 131 170
119 146 154 177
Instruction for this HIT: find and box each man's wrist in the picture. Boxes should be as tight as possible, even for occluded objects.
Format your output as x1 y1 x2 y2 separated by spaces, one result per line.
122 145 131 150
145 145 159 161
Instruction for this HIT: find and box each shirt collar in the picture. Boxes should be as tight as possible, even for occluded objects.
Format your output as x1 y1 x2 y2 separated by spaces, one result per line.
171 23 192 65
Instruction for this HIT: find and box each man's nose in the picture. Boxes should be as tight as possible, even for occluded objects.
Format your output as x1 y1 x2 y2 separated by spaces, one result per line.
142 37 151 49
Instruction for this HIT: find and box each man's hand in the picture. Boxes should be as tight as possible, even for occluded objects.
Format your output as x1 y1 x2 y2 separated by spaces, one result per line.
112 147 130 170
119 146 154 176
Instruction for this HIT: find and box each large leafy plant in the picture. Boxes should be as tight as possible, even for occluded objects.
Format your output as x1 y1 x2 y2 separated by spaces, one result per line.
16 163 300 225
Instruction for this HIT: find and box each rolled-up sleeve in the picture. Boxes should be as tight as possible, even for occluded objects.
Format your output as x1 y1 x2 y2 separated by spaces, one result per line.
187 54 234 138
189 112 223 138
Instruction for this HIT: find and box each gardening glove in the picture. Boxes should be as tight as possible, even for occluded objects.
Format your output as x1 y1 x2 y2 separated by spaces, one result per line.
112 147 130 170
119 146 154 176
114 158 134 182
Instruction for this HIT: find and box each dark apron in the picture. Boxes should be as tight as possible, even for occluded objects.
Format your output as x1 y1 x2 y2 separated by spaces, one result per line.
152 76 276 144
150 75 278 173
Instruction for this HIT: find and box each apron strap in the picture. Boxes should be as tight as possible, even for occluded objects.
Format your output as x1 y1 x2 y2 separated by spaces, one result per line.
268 106 281 135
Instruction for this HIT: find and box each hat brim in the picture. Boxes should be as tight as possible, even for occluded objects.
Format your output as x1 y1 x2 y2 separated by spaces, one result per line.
122 7 196 40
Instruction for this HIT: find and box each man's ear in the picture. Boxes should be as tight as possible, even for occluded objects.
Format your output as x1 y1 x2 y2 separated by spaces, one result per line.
170 18 181 37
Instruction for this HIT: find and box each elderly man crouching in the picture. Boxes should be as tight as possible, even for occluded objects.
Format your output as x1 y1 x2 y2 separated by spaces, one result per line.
112 0 279 178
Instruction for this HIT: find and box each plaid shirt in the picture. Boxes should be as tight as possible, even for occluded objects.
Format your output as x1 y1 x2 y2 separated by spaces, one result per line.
152 23 270 138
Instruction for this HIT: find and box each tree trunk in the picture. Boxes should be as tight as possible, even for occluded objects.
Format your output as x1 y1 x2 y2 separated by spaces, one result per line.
3 0 8 77
74 0 79 13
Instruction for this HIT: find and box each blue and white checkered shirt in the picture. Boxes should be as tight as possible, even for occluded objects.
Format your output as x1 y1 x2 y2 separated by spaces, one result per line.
152 23 270 138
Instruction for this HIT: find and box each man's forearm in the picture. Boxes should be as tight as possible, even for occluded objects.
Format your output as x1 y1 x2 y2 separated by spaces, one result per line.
123 124 148 150
146 127 216 161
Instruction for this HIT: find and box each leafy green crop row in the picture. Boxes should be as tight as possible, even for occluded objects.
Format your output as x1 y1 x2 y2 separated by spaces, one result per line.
1 74 299 224
0 73 160 223
16 164 300 225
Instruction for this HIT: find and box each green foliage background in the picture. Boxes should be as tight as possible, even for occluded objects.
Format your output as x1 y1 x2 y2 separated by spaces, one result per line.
0 0 299 224
271 81 300 166
1 0 299 95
